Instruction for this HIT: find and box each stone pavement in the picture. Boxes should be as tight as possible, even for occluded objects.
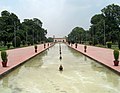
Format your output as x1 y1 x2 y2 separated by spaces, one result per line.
67 44 120 74
0 43 54 78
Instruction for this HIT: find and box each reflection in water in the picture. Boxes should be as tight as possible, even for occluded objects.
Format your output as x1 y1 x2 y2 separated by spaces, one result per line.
68 47 83 58
91 61 120 87
25 50 48 68
0 43 120 93
91 61 105 72
2 76 9 88
84 56 87 61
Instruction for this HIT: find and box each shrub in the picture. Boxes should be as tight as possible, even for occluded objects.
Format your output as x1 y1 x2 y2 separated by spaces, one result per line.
34 45 37 49
96 44 105 47
7 43 11 49
27 35 33 45
84 45 87 49
68 41 70 45
27 41 30 46
89 41 92 45
81 41 84 44
106 42 112 48
44 43 46 48
75 43 77 48
84 45 87 52
118 39 120 49
113 50 119 61
22 40 26 45
71 41 75 44
12 36 21 47
1 51 7 62
119 43 120 50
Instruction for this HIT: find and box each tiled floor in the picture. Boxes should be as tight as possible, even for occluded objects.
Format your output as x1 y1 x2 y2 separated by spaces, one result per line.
0 43 54 77
68 44 120 74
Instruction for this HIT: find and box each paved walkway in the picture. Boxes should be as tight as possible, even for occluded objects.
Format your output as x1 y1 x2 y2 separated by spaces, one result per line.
0 43 54 78
67 44 120 74
0 43 120 78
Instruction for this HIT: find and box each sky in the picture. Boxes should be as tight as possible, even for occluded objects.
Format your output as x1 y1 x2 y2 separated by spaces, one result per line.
0 0 120 37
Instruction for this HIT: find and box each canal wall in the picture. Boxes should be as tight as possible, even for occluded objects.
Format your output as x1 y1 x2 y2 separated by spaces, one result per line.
67 43 120 75
0 43 55 79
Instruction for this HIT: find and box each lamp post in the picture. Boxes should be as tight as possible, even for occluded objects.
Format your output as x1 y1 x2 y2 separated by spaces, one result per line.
104 20 106 45
26 31 27 44
92 26 94 45
14 22 16 47
85 31 87 45
33 26 34 45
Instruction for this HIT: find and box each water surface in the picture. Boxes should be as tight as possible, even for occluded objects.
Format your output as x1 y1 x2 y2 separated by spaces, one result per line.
0 43 120 93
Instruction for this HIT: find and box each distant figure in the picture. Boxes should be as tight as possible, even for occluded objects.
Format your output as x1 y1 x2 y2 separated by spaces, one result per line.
59 65 63 71
59 56 62 60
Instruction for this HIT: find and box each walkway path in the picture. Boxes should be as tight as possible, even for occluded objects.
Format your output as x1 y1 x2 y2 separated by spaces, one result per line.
68 44 120 74
0 43 54 78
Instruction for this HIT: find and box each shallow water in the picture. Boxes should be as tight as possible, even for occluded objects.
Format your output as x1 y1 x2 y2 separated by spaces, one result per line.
0 43 120 93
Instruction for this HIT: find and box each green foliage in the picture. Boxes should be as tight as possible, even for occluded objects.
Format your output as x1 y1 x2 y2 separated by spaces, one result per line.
89 4 120 45
84 45 87 49
68 27 85 43
106 42 112 48
89 41 92 45
0 10 21 46
113 49 119 61
96 44 105 47
75 43 77 48
7 43 11 49
47 37 53 42
22 40 26 45
22 19 47 44
1 51 7 62
12 36 21 47
118 37 120 49
0 10 47 47
34 45 37 49
0 31 8 46
27 35 33 45
91 14 104 24
118 42 120 49
27 41 30 46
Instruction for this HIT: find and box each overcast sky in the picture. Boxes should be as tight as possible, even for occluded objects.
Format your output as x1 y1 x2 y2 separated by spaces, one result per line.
0 0 120 37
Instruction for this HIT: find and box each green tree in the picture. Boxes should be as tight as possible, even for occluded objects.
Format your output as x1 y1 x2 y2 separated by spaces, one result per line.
0 10 20 45
47 37 53 42
90 4 120 45
27 35 33 45
101 4 120 43
0 10 47 47
68 27 85 43
12 36 21 47
21 18 47 44
90 14 105 45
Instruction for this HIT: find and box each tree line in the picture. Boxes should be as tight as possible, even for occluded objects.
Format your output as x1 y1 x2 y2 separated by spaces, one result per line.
0 10 47 48
68 4 120 47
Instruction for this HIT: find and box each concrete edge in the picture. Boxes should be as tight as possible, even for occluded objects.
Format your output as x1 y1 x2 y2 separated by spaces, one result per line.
0 44 55 79
67 44 120 75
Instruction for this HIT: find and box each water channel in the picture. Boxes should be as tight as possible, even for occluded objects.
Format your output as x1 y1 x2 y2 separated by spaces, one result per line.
0 43 120 93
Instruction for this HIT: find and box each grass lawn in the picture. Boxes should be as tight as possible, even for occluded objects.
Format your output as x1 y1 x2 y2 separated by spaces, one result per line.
95 44 119 50
0 45 30 51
